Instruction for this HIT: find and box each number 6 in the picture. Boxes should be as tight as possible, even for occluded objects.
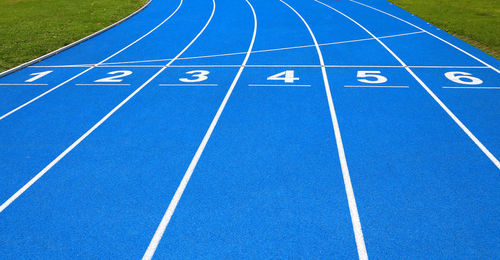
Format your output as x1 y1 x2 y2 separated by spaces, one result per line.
444 72 483 85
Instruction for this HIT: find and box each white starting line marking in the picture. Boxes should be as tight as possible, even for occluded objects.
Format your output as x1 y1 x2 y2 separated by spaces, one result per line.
75 83 131 86
0 83 48 86
248 84 311 87
158 83 218 86
30 64 492 69
443 86 500 89
344 85 409 88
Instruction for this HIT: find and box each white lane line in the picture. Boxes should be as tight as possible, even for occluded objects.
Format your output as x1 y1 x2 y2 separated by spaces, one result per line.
314 0 500 169
345 85 408 88
142 0 257 259
0 83 48 86
29 65 94 68
158 83 218 86
30 64 492 69
75 84 131 86
99 65 165 67
349 0 500 74
0 0 216 214
248 84 311 87
0 0 184 121
443 86 500 89
280 1 368 259
94 31 423 66
411 66 490 69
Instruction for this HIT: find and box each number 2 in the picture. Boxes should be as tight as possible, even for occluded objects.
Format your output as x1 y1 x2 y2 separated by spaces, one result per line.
95 71 133 83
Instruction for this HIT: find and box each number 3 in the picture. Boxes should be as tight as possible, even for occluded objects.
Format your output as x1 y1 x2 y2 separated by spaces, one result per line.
180 70 210 82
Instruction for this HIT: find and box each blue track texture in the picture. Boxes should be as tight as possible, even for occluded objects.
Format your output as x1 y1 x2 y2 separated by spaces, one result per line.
0 0 499 258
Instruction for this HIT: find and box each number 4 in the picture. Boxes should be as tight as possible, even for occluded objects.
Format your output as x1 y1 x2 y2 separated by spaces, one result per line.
267 70 299 83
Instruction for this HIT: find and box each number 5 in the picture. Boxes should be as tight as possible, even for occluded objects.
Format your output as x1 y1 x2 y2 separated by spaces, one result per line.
357 71 387 84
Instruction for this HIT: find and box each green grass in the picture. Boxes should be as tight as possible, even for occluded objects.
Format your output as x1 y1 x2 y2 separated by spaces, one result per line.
389 0 500 59
0 0 146 72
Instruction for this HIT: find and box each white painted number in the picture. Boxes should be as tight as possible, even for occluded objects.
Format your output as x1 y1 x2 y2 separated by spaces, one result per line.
357 71 387 84
25 71 53 82
267 70 299 83
95 70 133 83
444 71 483 85
179 70 210 83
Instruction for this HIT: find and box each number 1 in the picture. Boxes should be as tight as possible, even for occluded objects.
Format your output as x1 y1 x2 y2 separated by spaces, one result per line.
26 71 53 82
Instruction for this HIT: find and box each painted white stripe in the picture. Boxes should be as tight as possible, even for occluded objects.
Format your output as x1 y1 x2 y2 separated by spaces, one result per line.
314 0 500 169
443 86 500 89
142 1 257 259
158 83 218 86
280 1 368 259
344 85 408 88
410 66 490 69
75 83 131 86
248 84 311 87
0 83 48 86
29 65 94 68
0 0 216 214
0 0 184 121
349 0 500 74
30 64 491 69
93 31 423 66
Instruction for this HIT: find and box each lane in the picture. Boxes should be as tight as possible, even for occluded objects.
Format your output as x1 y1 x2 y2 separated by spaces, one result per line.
348 0 500 72
0 0 255 258
299 0 500 258
313 0 499 168
336 1 500 160
32 0 182 67
150 0 359 258
0 0 209 208
0 0 182 120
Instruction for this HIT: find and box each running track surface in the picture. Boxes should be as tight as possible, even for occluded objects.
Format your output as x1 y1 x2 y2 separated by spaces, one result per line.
0 0 499 258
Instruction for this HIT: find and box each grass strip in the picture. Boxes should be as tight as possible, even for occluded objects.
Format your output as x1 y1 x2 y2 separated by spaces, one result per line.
0 0 146 72
389 0 500 59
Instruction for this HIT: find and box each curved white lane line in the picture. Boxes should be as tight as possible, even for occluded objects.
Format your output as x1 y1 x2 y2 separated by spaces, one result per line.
314 0 500 169
142 0 257 258
0 0 154 78
28 31 424 68
26 31 418 68
279 1 368 259
0 0 217 214
0 0 184 121
349 0 500 74
88 31 423 66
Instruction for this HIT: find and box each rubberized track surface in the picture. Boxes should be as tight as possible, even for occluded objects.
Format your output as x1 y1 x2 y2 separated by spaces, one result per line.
0 0 499 258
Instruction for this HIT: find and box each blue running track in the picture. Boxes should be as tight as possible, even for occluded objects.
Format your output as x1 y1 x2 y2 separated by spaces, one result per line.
0 0 499 258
